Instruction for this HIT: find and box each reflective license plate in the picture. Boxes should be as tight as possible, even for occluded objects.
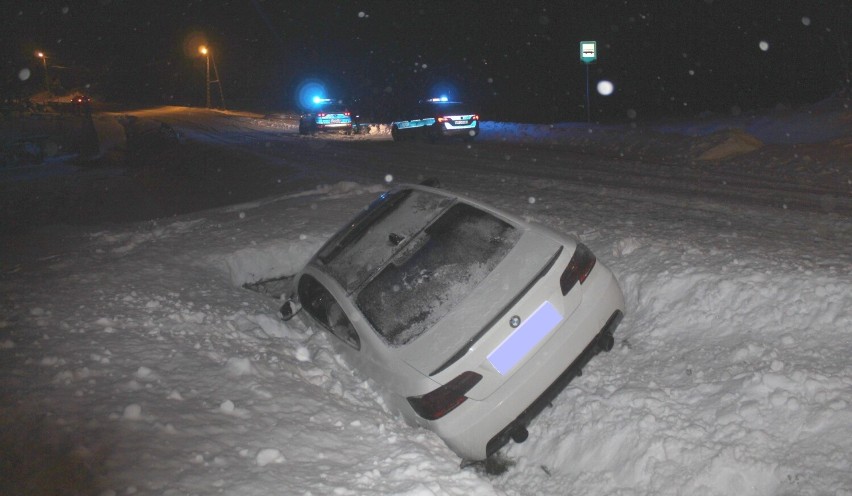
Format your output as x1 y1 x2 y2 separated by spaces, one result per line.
487 301 563 375
331 119 341 123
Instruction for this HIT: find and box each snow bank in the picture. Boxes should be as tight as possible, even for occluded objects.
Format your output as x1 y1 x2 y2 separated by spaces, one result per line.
2 99 850 495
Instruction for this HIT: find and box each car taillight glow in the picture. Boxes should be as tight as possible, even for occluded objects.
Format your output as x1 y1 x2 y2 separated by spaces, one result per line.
344 111 351 116
437 115 478 123
559 243 596 295
407 371 483 420
318 112 326 117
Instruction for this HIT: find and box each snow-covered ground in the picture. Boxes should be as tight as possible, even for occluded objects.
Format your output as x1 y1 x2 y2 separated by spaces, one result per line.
1 99 850 495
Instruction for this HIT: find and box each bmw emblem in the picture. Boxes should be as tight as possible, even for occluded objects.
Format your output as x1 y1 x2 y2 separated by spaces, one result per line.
509 315 521 328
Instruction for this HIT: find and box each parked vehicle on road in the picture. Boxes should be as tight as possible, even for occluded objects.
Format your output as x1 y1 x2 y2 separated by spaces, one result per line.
391 97 479 142
299 98 353 135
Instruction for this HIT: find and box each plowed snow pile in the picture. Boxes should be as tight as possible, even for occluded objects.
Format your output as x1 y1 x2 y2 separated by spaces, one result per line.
1 98 850 495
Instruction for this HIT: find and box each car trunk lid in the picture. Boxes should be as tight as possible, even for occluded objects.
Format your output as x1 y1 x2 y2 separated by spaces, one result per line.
397 230 568 379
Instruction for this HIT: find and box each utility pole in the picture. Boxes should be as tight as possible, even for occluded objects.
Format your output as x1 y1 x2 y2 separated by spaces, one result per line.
199 46 225 110
210 54 225 110
36 51 50 94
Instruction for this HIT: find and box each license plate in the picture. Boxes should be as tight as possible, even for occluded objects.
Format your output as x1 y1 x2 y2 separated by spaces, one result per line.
331 118 341 123
487 301 563 375
454 120 469 125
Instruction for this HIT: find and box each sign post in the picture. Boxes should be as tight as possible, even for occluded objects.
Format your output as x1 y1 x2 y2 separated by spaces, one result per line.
580 41 596 123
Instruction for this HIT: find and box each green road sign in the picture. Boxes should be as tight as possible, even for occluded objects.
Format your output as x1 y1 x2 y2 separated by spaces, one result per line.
580 41 597 63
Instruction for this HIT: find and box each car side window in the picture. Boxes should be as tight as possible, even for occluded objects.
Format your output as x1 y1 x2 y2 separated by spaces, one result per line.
298 274 360 350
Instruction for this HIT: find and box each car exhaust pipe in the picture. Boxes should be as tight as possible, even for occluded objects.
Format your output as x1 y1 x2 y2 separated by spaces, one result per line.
595 310 623 353
510 425 528 443
597 332 614 353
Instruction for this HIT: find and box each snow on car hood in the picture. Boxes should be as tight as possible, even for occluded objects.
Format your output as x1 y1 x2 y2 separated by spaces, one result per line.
397 229 563 377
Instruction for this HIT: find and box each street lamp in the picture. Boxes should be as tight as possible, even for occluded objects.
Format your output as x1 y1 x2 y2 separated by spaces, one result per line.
36 51 49 94
198 45 225 110
199 46 210 108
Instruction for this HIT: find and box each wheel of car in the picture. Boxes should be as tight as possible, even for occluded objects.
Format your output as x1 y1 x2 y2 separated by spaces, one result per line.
298 121 308 135
391 125 402 142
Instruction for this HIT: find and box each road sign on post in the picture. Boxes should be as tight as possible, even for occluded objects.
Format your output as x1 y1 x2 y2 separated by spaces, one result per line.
580 41 597 63
579 41 597 123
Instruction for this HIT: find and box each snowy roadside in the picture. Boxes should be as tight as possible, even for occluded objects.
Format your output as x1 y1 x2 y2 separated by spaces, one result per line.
1 101 851 495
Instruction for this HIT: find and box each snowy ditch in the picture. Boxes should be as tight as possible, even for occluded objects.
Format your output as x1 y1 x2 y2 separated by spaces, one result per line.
3 100 851 494
215 242 304 302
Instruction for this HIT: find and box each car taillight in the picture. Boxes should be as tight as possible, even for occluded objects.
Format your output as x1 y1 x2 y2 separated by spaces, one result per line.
318 112 326 117
560 243 596 295
344 111 350 116
437 116 447 123
473 114 479 120
407 371 482 420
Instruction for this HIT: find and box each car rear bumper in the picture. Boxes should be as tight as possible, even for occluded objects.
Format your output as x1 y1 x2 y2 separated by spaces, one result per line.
485 308 623 457
416 266 625 460
317 123 352 130
437 122 479 138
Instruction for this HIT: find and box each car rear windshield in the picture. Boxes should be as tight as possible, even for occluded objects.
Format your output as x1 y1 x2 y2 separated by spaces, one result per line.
426 103 473 116
320 189 454 293
356 202 521 346
319 105 348 114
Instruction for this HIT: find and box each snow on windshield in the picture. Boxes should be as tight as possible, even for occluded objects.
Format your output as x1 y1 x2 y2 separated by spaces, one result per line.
357 203 521 346
322 189 453 292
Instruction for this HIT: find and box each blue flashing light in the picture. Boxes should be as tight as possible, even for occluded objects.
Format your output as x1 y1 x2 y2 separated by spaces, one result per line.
428 82 458 102
296 79 327 110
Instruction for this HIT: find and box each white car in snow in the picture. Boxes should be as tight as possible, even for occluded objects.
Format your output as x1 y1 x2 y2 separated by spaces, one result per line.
281 181 625 461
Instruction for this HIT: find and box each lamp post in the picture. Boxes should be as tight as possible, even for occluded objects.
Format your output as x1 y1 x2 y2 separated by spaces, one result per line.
199 46 210 108
199 45 225 110
36 51 49 94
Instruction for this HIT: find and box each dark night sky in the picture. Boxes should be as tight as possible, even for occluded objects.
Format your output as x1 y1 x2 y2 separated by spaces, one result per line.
2 1 849 123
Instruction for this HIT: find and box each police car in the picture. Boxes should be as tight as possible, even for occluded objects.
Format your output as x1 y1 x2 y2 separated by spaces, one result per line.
391 97 479 142
299 97 353 135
